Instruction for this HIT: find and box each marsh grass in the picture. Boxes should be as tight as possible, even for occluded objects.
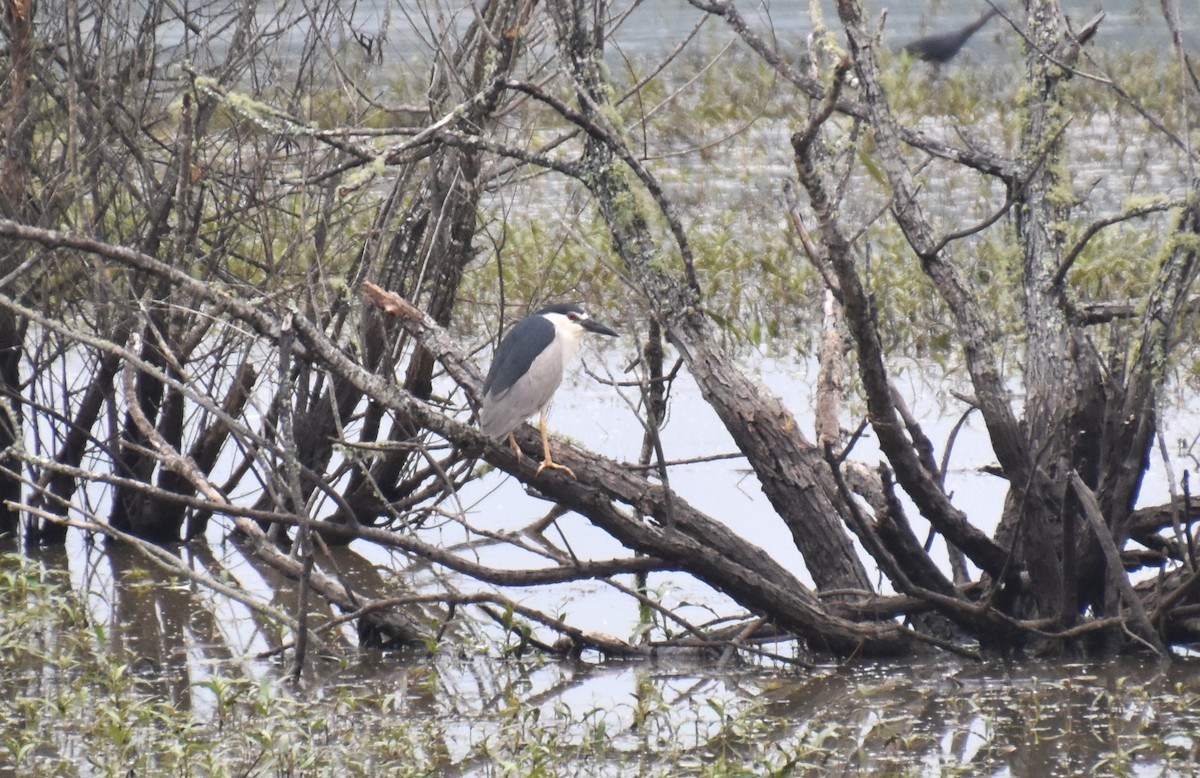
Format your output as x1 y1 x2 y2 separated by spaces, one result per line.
4 552 1200 776
452 39 1194 375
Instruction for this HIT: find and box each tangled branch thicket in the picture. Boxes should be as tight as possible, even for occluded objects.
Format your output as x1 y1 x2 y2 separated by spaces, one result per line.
2 0 1200 663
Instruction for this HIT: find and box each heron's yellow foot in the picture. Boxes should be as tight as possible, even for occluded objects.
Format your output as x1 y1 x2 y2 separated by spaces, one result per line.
507 432 522 459
536 413 576 478
535 458 577 479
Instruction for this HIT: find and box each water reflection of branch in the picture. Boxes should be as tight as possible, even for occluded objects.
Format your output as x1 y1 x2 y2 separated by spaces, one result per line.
18 503 318 650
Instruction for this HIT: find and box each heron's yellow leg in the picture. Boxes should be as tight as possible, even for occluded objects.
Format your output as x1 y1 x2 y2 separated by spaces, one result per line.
534 409 576 479
507 431 521 459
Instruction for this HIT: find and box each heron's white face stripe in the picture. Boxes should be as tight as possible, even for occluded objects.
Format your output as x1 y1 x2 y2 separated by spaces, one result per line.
541 311 588 363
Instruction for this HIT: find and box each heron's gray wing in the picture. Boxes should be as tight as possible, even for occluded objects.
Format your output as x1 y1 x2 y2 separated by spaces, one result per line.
482 314 555 397
480 315 563 438
481 340 568 438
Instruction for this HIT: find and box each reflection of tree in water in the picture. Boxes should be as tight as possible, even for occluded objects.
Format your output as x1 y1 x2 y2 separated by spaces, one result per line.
106 545 195 709
6 542 1200 773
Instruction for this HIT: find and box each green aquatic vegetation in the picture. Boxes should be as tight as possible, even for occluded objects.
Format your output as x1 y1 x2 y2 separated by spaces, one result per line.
5 551 1200 776
16 17 1194 371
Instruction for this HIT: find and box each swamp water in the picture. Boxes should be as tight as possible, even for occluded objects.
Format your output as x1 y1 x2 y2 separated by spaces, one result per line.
4 355 1200 776
5 538 1200 776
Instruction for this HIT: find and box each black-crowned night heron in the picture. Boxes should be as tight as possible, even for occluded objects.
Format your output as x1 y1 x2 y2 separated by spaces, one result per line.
902 8 998 64
479 303 618 478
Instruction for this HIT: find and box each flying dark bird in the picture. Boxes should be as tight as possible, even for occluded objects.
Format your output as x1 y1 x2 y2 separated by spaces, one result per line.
902 8 999 64
479 303 618 478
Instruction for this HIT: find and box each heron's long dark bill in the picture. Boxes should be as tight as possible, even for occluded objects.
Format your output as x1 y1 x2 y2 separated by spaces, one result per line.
582 320 618 337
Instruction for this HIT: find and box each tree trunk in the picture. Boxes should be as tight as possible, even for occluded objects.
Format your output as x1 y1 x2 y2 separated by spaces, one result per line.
0 0 36 537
